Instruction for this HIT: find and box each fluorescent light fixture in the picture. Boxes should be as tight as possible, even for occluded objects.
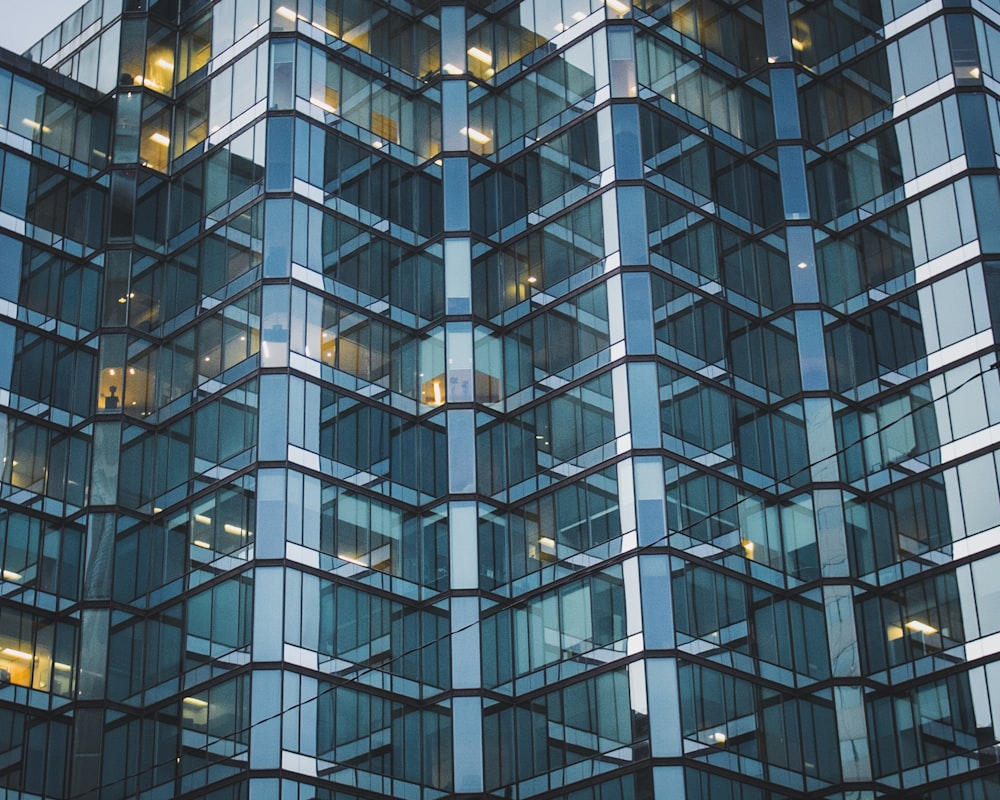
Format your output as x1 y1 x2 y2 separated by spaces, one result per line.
195 514 212 525
741 539 755 558
183 697 209 707
22 118 51 133
223 524 249 536
442 63 463 75
572 11 587 20
432 381 443 405
309 96 336 114
149 132 170 146
155 58 174 70
467 46 493 65
311 20 337 37
605 0 629 14
791 37 805 51
527 275 537 284
2 648 32 660
797 261 808 269
970 67 981 78
905 620 938 635
193 540 211 549
711 732 727 744
2 570 21 581
372 140 384 149
887 624 903 641
460 126 491 145
768 56 778 63
53 662 72 671
338 553 367 566
275 6 297 21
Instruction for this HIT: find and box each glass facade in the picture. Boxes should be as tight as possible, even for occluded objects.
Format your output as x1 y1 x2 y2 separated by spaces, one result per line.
0 0 998 798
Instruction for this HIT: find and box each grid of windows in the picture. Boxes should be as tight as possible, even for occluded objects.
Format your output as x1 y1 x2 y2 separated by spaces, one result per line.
0 0 998 798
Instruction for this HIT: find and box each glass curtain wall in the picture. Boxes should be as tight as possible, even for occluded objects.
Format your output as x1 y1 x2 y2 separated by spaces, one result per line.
0 0 997 798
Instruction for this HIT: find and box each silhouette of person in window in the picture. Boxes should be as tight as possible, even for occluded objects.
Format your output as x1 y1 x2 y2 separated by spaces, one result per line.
105 386 119 410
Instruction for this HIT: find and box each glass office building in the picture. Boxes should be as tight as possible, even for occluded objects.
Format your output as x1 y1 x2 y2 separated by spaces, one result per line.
0 0 999 797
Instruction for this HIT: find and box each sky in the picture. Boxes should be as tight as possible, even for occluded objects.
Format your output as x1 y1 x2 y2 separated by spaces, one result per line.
0 0 87 55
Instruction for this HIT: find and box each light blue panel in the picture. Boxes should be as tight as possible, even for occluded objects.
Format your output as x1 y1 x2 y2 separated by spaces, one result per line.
452 697 484 792
647 658 683 757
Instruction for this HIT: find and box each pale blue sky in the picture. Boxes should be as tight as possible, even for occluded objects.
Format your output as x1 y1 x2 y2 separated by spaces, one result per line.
0 0 87 55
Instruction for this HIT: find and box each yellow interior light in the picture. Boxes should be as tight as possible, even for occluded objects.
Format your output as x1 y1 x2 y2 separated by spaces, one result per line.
149 132 170 146
461 126 491 145
183 697 209 707
1 648 32 660
141 77 163 91
311 20 337 37
606 0 630 14
309 96 336 114
905 620 938 636
223 524 250 536
22 119 51 134
467 46 493 66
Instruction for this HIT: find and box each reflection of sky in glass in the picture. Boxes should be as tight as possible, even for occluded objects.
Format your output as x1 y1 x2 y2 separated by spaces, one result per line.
2 0 87 54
